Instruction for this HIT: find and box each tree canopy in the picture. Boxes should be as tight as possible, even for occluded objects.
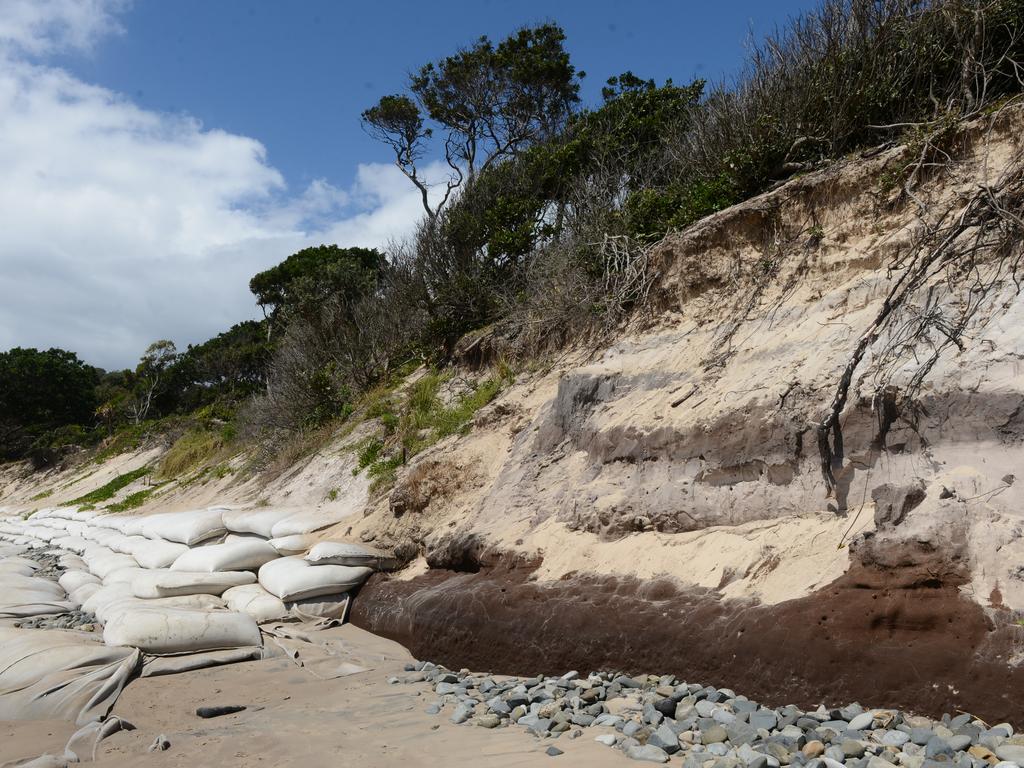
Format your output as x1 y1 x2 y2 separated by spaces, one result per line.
249 245 384 325
362 23 582 219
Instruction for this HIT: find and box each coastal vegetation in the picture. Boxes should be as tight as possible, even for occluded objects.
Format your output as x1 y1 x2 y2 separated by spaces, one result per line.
3 0 1023 480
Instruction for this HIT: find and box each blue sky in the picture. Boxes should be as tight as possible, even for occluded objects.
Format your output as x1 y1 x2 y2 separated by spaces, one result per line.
55 0 814 197
0 0 815 368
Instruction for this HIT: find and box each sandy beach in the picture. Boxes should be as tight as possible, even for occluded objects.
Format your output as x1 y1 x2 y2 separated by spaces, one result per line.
1 625 622 767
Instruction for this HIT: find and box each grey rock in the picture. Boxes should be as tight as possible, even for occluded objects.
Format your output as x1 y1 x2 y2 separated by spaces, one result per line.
626 744 671 763
824 747 845 762
654 698 677 718
624 721 644 738
546 746 564 756
882 732 911 748
995 746 1024 764
451 703 473 724
596 734 618 746
648 723 682 755
708 744 730 757
926 739 955 759
947 735 972 752
842 740 867 759
425 704 441 715
704 725 729 744
950 715 972 731
751 711 779 731
727 723 760 746
849 714 876 732
912 729 936 746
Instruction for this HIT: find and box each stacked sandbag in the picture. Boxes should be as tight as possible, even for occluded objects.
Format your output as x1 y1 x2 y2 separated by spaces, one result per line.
305 541 400 570
0 566 73 618
258 556 372 602
0 502 392 653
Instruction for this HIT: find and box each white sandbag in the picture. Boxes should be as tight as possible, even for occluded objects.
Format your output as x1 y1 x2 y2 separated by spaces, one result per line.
288 593 351 621
269 508 353 538
0 627 140 725
170 539 278 573
141 508 226 545
221 584 288 623
132 569 256 598
103 605 261 654
304 541 398 570
53 535 89 553
102 533 137 555
268 533 315 556
101 566 148 585
81 583 134 616
59 553 88 570
87 552 138 580
59 570 101 593
0 562 36 577
1 555 40 571
2 574 65 597
129 538 188 569
95 593 227 624
0 576 71 618
222 507 294 538
257 556 371 602
70 582 101 606
121 516 147 537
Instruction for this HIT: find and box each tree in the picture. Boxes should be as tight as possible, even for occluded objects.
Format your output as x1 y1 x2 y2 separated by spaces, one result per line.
362 23 582 220
0 347 100 463
249 245 384 332
128 340 178 424
172 320 272 411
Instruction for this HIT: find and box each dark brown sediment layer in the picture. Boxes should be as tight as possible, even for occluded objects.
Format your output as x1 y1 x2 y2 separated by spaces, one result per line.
350 556 1024 724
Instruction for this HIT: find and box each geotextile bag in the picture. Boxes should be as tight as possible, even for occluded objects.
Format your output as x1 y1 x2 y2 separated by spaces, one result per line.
170 539 278 573
257 556 371 602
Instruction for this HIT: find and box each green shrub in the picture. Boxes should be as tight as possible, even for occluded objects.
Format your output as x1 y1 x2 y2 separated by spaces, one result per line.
68 466 150 506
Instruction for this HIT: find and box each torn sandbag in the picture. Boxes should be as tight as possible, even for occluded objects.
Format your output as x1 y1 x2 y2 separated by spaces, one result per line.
0 628 140 725
170 538 278 573
62 715 134 763
131 569 256 598
140 508 226 546
140 646 262 677
304 541 399 570
102 605 261 654
257 556 371 602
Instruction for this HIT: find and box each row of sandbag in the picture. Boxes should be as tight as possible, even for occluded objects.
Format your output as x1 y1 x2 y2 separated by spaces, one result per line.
0 505 394 655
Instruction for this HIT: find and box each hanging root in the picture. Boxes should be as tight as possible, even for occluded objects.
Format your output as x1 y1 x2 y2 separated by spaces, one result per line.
817 139 1024 495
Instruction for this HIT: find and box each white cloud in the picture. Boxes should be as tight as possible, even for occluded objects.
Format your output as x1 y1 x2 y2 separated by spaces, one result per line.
0 2 438 369
0 0 126 55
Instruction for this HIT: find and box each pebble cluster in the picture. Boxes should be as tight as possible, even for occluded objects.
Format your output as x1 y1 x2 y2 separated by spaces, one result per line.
395 664 1022 765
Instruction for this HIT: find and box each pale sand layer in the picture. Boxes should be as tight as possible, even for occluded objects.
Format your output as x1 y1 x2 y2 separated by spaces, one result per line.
1 626 624 768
